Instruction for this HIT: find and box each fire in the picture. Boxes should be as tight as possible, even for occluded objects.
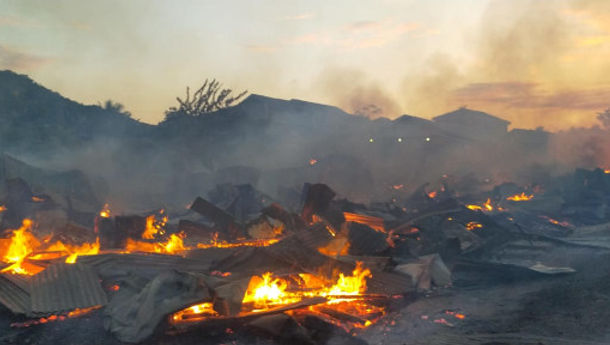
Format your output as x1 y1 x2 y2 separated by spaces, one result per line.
126 232 187 255
506 192 534 201
309 159 318 166
243 262 371 309
242 272 297 309
325 262 371 298
31 196 45 203
427 191 437 199
605 169 610 174
62 238 100 264
171 302 218 323
465 221 483 231
392 184 404 190
343 212 385 233
99 204 111 218
11 306 101 328
141 212 167 240
196 237 280 249
0 205 6 213
466 198 494 212
171 262 380 329
539 215 571 227
1 219 40 275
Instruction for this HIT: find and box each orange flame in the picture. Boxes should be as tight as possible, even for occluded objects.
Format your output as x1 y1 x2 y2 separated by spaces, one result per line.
427 191 437 199
171 262 379 329
99 204 111 218
465 221 483 231
605 169 610 174
1 219 40 275
506 192 534 201
125 232 187 255
309 159 318 166
0 205 6 213
466 198 494 212
171 302 218 323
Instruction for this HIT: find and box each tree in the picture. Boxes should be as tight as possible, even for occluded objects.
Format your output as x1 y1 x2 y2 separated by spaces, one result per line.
165 79 247 118
100 100 132 118
598 108 610 129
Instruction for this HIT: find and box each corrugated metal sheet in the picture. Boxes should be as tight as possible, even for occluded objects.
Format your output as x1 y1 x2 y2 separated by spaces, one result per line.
77 253 222 279
29 262 107 315
0 273 30 314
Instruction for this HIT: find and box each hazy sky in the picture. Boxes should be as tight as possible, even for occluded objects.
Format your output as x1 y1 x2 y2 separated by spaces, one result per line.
1 0 609 130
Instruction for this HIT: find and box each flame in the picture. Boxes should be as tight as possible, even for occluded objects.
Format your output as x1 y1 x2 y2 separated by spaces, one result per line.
465 221 483 231
171 302 218 323
605 169 610 174
196 238 279 249
171 262 379 329
392 184 404 190
325 262 371 298
427 191 437 199
506 192 534 201
343 212 385 233
242 262 372 309
141 212 167 240
31 196 45 203
99 204 111 218
466 198 494 212
126 232 187 255
1 219 40 275
309 159 318 166
0 205 6 213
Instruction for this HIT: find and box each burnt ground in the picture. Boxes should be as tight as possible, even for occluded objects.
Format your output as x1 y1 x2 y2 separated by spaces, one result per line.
1 251 610 345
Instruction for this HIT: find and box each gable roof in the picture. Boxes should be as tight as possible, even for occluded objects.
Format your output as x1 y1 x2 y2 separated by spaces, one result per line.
433 107 510 126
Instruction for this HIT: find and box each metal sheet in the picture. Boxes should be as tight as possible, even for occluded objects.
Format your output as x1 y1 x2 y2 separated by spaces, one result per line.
29 262 107 315
0 273 31 314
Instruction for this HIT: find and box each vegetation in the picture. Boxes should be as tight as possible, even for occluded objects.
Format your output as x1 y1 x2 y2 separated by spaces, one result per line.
100 100 132 118
597 108 610 129
164 79 247 120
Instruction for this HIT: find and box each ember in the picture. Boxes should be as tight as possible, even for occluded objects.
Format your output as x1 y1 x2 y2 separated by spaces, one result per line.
465 221 483 231
343 212 385 233
466 198 494 212
11 306 101 328
506 192 534 201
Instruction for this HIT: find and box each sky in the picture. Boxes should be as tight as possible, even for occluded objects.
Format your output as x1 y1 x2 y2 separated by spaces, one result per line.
1 0 609 131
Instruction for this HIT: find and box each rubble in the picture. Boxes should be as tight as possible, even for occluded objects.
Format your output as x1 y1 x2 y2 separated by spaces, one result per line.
1 169 610 344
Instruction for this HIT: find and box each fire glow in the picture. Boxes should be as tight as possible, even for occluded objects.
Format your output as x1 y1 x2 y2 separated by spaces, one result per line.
506 192 534 201
466 198 494 212
170 262 384 329
0 219 39 275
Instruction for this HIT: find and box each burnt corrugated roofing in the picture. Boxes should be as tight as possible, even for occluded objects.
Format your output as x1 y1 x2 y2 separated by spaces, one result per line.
29 262 107 315
0 273 31 314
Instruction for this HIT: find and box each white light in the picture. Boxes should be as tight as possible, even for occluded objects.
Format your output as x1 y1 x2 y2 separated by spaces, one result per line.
397 138 403 142
425 137 431 142
369 138 374 143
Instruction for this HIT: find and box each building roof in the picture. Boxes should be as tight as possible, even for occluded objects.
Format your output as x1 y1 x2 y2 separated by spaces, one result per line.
433 108 511 126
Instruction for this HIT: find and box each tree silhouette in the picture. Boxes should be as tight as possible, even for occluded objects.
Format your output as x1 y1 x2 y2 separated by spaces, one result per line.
100 100 132 118
598 108 610 129
165 79 247 118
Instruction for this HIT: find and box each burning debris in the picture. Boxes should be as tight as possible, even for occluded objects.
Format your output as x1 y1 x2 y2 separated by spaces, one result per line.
1 167 610 344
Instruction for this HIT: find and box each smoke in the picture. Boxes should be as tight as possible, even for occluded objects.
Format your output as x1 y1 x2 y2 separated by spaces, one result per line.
397 0 610 130
316 67 401 119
